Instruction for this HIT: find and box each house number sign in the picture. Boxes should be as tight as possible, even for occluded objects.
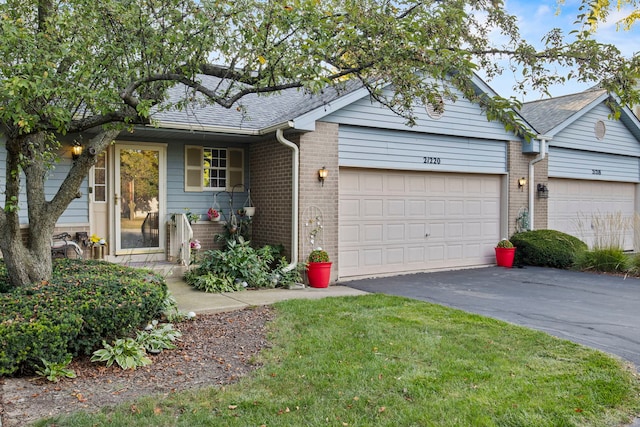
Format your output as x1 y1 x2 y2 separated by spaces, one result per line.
592 169 602 175
423 156 441 165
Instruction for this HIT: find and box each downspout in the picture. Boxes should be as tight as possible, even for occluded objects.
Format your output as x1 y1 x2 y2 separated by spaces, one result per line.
276 127 299 272
528 136 549 230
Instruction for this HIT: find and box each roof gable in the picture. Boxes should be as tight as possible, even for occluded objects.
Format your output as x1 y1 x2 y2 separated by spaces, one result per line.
519 89 640 141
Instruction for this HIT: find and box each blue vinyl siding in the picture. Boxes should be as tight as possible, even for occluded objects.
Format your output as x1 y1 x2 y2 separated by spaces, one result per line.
338 125 507 174
550 104 640 157
323 86 516 142
0 139 89 225
548 147 640 182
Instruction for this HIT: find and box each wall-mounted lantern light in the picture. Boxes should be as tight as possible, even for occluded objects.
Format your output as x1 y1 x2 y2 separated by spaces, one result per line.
71 141 83 161
318 166 329 186
537 183 549 199
518 177 526 190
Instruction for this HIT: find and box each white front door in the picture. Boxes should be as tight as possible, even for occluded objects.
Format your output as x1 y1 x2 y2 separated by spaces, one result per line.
114 143 166 258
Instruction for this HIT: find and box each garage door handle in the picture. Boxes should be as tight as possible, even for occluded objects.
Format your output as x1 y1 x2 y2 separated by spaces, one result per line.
425 233 430 237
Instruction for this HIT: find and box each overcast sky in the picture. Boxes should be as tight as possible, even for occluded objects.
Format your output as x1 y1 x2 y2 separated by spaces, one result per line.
478 0 639 101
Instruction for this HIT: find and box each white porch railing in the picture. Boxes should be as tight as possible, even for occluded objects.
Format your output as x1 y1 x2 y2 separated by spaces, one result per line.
174 213 193 266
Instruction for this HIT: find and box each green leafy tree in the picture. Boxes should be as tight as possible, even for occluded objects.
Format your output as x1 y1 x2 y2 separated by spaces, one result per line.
0 0 638 288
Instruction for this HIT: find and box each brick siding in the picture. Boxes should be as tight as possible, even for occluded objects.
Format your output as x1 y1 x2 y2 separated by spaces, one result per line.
507 140 549 237
298 122 339 283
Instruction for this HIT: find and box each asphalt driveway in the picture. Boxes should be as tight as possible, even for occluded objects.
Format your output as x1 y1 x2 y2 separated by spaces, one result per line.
343 266 640 369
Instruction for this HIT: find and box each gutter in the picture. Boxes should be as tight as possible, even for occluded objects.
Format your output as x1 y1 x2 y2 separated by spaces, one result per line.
276 128 299 272
150 120 294 136
528 135 550 229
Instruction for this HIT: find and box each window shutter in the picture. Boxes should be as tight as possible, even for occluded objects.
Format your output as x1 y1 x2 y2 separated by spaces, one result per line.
226 148 244 190
185 145 203 192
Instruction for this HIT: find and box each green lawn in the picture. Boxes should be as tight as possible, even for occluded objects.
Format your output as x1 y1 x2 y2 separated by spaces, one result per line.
37 294 640 426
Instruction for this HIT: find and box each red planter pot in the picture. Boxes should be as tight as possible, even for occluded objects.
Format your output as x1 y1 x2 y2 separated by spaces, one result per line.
307 262 332 288
495 247 516 268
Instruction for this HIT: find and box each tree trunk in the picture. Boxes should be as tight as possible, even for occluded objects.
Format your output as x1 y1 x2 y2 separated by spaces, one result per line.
0 129 120 288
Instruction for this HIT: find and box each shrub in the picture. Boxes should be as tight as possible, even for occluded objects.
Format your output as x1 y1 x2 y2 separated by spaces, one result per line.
510 229 588 269
0 259 167 375
575 248 630 273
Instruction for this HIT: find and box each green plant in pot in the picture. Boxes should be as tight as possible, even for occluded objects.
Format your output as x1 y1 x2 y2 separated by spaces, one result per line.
307 248 332 288
495 238 516 268
496 239 514 248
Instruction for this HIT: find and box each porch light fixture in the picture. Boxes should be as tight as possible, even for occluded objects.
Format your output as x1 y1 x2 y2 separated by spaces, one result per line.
518 177 526 190
71 141 83 161
318 166 329 186
537 183 549 199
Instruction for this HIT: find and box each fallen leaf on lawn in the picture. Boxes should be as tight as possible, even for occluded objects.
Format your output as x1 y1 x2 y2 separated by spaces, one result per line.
228 405 238 410
72 392 87 403
353 396 359 401
379 406 386 413
154 406 162 414
130 404 139 414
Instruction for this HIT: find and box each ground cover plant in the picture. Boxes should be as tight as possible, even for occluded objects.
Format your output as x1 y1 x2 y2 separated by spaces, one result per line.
185 238 304 292
38 295 640 426
0 259 167 375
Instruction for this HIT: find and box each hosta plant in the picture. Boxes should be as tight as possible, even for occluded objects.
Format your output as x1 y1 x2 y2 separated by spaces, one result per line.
136 323 182 354
91 338 151 370
35 356 77 383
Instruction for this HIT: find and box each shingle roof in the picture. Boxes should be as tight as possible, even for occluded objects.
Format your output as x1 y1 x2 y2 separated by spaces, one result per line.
518 88 607 134
151 75 362 131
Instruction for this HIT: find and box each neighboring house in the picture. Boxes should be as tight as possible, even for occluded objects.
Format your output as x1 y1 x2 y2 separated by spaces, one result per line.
12 74 640 283
519 89 640 250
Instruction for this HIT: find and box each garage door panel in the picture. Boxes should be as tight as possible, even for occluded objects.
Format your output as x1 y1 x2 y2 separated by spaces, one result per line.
363 199 383 216
363 249 383 266
408 246 426 262
447 223 464 238
387 200 405 216
341 199 360 217
408 200 427 216
387 248 405 264
340 168 500 278
549 178 635 250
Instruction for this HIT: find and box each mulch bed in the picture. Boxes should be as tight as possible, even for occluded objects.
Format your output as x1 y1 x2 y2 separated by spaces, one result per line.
0 306 274 427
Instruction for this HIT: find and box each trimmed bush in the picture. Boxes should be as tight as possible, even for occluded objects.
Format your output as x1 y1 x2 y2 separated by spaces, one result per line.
576 248 630 273
511 229 588 269
0 259 167 375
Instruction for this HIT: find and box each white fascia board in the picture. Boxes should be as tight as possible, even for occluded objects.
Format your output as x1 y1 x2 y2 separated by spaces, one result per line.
151 120 293 136
292 86 386 131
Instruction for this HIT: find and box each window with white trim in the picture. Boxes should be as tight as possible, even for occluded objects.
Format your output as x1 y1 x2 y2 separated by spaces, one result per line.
184 145 244 192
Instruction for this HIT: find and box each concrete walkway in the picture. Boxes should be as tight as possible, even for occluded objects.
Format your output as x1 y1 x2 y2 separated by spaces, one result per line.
166 275 368 314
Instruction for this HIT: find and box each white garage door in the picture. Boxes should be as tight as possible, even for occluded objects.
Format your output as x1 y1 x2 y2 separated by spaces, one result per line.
548 178 636 250
339 168 501 279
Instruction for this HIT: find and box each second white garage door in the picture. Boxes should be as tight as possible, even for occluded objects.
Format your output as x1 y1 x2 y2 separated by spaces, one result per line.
548 178 636 250
339 168 501 279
